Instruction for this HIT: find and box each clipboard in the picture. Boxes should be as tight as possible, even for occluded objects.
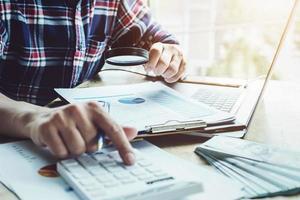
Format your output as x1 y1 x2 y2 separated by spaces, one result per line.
138 119 207 136
55 82 239 137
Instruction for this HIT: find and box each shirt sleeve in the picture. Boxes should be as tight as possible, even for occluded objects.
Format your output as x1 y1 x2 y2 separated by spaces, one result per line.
0 20 7 57
110 0 179 50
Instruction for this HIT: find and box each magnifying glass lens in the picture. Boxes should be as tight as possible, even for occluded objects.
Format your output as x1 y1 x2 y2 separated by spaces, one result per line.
106 55 148 65
105 47 149 66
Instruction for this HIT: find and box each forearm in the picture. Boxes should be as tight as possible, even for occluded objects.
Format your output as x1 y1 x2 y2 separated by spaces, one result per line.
0 93 48 138
138 21 179 50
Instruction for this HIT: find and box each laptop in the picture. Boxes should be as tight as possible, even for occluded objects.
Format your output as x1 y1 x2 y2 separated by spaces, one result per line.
173 0 297 138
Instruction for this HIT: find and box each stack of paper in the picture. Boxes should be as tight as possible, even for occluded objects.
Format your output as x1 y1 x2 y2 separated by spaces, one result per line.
195 136 300 199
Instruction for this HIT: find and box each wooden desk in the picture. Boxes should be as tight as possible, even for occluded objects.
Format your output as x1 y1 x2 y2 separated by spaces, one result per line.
1 71 300 199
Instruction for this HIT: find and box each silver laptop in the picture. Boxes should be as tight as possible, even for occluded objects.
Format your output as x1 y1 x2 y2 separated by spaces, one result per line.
174 1 297 138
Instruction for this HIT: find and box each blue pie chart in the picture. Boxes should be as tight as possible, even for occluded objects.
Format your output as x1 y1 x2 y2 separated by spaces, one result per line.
118 97 146 104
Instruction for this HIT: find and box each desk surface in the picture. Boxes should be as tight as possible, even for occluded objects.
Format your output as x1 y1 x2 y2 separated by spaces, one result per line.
1 71 300 200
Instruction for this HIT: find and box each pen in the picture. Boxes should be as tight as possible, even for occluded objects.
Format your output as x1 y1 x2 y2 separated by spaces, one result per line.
97 131 105 150
97 101 110 150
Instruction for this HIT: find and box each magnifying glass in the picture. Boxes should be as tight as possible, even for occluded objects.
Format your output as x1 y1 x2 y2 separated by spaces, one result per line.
105 47 149 66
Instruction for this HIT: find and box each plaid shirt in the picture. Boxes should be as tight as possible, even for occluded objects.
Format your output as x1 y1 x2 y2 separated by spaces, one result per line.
0 0 177 105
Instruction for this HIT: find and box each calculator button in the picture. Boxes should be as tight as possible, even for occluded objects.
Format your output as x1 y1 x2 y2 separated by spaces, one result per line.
121 178 137 184
114 172 131 179
130 169 147 176
96 175 115 183
138 160 152 167
146 166 162 173
103 181 119 188
124 164 140 171
93 154 115 164
61 159 78 167
153 171 170 178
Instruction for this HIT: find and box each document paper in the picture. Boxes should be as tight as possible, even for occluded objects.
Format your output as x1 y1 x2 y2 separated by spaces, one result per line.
0 140 79 200
0 140 242 200
55 82 234 132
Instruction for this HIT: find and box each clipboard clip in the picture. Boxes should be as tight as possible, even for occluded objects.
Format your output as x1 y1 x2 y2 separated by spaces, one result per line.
145 120 207 134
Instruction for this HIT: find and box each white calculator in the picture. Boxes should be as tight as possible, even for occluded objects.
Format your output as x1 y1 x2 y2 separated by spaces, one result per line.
58 148 202 200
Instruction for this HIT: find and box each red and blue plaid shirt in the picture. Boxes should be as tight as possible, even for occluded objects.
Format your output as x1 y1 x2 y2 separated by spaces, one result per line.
0 0 177 105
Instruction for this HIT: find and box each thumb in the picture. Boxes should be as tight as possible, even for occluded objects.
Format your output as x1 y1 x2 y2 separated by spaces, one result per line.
122 126 138 140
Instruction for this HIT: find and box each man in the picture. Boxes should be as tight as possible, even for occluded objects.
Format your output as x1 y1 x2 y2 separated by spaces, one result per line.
0 0 186 165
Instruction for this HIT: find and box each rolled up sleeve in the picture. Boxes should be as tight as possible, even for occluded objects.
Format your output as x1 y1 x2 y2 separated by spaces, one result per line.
110 0 178 50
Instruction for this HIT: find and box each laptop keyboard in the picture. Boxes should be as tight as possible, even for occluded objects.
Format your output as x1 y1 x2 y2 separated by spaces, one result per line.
58 149 202 200
192 87 243 112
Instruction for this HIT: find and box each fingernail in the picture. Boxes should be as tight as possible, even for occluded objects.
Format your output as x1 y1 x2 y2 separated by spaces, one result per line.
162 72 171 78
125 152 135 165
154 70 161 76
165 78 175 83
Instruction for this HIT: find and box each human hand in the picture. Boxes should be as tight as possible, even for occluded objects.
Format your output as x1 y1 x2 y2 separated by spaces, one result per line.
23 102 137 165
145 42 187 83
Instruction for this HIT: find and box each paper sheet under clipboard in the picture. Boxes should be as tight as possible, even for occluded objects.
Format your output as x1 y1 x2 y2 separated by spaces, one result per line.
55 82 235 135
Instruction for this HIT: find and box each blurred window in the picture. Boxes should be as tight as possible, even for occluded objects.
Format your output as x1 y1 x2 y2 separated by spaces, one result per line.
149 0 297 81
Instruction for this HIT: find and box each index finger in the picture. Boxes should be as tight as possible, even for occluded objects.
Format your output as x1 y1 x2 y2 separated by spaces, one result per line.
145 42 163 72
88 103 135 165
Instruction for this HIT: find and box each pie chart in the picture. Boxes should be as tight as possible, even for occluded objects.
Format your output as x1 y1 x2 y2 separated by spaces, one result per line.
118 97 146 104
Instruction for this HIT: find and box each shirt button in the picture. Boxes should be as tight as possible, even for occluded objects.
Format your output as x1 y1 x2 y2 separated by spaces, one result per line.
77 42 85 51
